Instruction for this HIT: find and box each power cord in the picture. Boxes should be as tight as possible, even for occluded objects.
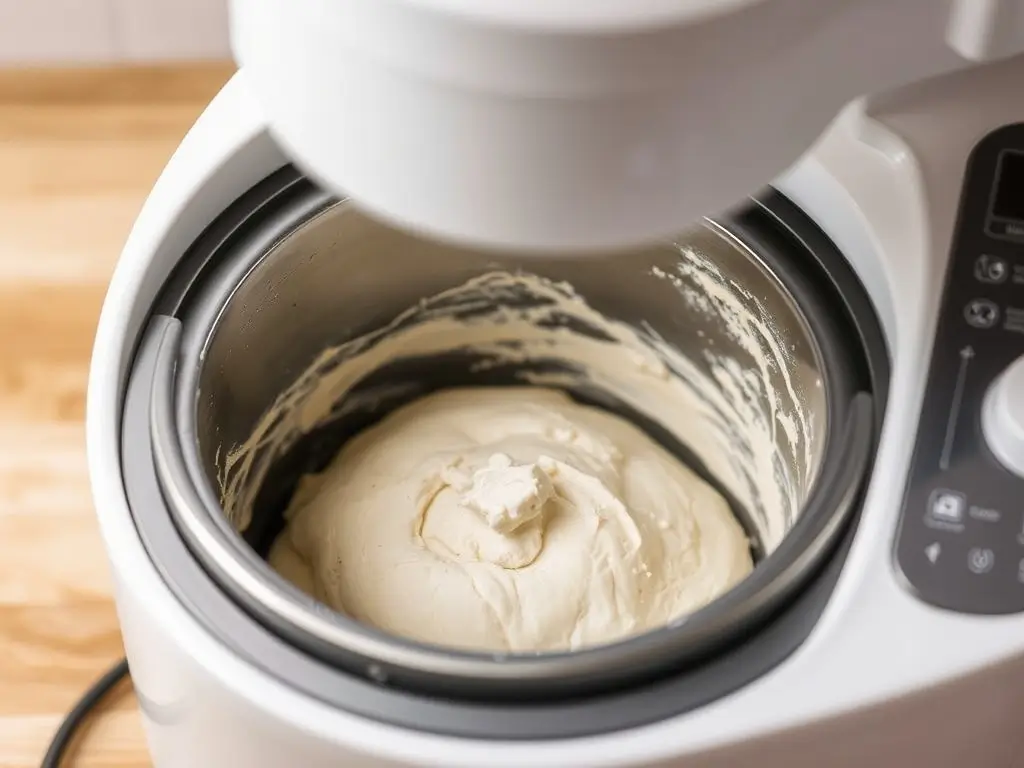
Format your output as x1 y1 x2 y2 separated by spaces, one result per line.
41 658 131 768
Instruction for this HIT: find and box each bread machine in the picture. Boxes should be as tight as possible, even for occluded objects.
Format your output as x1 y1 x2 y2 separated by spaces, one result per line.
85 1 1024 766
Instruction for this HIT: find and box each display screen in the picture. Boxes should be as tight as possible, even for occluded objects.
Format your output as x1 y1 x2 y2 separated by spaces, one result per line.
992 150 1024 222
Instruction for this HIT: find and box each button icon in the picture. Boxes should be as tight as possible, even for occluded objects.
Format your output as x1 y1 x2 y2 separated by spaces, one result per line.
968 548 995 574
925 542 941 564
975 255 1009 284
927 489 966 528
965 299 1001 329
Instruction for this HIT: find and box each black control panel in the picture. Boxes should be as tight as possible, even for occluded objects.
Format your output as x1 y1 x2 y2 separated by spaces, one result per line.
894 123 1024 614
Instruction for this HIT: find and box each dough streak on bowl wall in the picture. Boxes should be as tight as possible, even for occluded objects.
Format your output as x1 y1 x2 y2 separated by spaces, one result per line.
217 243 819 654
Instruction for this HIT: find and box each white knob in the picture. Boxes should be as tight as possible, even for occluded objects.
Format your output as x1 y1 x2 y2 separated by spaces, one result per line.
982 354 1024 477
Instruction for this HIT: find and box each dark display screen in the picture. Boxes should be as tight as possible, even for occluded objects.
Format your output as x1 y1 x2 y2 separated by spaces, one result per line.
992 150 1024 221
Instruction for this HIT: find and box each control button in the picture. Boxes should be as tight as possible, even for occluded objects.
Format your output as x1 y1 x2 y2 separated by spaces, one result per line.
1018 560 1024 584
965 298 1001 328
975 255 1009 284
925 543 941 564
968 548 995 574
981 354 1024 477
926 489 966 529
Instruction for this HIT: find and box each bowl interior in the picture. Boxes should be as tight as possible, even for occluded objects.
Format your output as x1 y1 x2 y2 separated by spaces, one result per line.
193 201 828 579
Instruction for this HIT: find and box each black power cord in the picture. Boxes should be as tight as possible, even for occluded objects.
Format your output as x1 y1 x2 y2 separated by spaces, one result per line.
41 658 131 768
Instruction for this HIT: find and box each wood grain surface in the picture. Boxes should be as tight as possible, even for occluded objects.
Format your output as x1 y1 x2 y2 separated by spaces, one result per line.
0 63 234 768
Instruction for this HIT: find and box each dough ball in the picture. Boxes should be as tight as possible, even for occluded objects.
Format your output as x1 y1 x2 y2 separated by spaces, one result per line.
268 386 753 653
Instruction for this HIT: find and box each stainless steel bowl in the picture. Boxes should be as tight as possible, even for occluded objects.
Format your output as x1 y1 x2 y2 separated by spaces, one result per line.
145 172 876 703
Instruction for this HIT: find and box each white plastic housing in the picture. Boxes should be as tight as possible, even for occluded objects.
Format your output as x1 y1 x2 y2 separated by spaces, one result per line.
87 58 1024 767
226 0 1024 253
983 355 1024 477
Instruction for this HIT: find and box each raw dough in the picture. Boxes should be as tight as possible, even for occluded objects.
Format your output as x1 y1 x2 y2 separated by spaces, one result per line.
268 386 753 653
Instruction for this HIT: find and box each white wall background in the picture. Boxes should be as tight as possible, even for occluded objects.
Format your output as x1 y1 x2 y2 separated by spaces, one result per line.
0 0 231 65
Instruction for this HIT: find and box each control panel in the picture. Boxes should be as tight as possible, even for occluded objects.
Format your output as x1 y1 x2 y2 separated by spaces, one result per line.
895 123 1024 614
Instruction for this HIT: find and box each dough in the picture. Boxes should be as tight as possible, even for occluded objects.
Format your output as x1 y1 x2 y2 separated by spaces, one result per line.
268 386 754 653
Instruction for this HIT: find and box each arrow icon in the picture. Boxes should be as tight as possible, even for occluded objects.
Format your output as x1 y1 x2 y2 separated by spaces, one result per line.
925 542 941 564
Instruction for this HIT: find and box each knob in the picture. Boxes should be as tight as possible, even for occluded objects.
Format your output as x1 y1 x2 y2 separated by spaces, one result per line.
982 354 1024 477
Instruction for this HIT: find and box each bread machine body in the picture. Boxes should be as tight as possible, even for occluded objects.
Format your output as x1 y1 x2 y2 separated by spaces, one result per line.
87 62 1024 768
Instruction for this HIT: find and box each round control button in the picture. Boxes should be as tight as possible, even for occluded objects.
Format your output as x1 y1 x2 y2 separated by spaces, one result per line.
968 547 995 574
982 354 1024 477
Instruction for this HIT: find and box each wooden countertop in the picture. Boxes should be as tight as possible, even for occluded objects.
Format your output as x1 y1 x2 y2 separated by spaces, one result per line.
0 63 234 768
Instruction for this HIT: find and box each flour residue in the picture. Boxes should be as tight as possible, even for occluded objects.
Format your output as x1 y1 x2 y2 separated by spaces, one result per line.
219 247 821 560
